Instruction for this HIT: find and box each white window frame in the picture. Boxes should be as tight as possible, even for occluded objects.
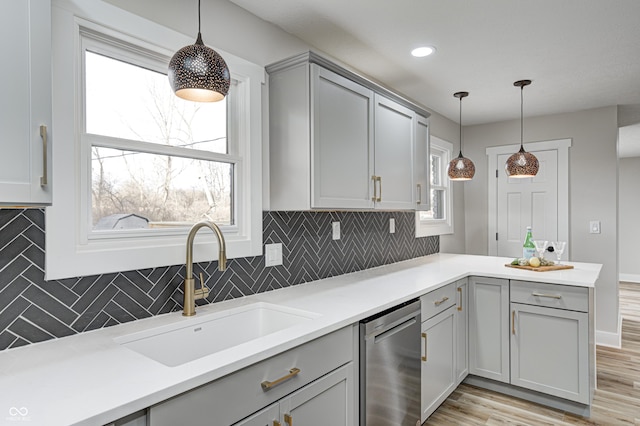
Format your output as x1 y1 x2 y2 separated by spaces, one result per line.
46 0 263 280
415 136 454 237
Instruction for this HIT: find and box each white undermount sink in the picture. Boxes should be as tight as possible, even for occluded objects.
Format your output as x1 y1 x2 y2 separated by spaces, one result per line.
115 302 321 367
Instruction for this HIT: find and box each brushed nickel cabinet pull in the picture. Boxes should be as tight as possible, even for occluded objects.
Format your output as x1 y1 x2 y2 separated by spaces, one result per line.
434 296 449 306
39 125 48 187
457 287 463 311
532 292 562 299
512 310 516 335
284 414 293 426
421 332 427 362
417 183 422 205
261 367 301 391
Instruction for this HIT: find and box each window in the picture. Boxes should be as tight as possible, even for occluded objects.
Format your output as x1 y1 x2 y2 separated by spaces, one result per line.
415 136 454 237
46 5 263 279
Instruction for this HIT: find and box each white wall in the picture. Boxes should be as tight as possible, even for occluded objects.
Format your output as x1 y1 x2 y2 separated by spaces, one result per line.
462 106 619 342
429 112 467 254
619 156 640 281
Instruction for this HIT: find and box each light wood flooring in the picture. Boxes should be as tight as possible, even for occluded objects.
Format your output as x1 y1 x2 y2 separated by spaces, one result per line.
425 282 640 425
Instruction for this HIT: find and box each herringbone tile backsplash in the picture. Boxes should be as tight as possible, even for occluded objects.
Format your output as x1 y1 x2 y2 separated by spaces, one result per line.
0 209 438 351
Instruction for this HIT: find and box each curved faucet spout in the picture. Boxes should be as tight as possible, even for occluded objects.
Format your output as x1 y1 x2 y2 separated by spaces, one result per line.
183 221 227 316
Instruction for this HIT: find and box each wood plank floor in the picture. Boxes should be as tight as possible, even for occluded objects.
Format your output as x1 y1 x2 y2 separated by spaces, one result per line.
424 282 640 426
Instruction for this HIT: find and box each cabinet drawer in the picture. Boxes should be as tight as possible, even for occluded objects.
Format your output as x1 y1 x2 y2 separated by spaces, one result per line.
421 283 456 320
149 326 354 426
510 280 589 312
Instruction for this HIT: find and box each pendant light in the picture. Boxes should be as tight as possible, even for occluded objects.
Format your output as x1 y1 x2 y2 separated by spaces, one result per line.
505 80 539 178
447 91 475 181
168 0 230 102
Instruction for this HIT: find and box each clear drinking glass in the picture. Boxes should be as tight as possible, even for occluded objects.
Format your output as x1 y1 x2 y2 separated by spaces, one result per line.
533 240 548 260
551 241 566 264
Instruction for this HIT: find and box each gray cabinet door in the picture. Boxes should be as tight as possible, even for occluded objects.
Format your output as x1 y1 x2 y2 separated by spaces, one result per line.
455 279 469 384
510 302 589 403
0 0 52 205
311 65 374 209
234 403 280 426
414 115 430 211
421 305 456 422
281 363 354 426
469 276 510 383
373 94 416 210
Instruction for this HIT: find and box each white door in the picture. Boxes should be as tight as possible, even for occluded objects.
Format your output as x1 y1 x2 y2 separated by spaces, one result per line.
497 149 558 258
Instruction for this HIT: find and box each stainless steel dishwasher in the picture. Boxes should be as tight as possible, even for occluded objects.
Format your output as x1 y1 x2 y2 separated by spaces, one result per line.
360 299 421 426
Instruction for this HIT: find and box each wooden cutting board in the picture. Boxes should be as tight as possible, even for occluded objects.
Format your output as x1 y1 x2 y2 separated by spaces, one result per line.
505 264 574 272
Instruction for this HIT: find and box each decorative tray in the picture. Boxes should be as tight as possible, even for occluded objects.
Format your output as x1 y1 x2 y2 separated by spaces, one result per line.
505 264 574 272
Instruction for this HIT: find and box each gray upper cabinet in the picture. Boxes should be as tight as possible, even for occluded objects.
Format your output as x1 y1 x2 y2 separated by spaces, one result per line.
414 115 430 211
373 94 416 210
311 65 374 209
0 0 52 206
268 52 429 211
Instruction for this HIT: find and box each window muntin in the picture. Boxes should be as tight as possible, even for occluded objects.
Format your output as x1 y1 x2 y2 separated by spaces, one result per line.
82 36 237 233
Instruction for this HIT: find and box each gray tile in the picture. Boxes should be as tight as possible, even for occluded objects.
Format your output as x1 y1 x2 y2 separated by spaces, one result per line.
8 318 54 344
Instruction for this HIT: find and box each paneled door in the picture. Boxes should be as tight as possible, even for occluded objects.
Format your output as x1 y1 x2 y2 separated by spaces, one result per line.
496 149 558 258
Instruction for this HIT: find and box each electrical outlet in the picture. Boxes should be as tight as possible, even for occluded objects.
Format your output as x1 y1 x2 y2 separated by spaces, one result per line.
589 221 601 234
265 243 283 267
389 218 395 234
332 222 340 240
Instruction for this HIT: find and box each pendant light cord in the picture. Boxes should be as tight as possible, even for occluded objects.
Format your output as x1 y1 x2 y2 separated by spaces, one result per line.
198 0 202 34
520 84 524 150
459 96 463 157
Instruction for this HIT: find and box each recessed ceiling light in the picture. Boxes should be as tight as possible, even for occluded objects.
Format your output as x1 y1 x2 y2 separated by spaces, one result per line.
411 46 436 57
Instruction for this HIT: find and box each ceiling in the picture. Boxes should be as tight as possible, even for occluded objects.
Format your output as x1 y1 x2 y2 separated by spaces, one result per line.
229 0 640 126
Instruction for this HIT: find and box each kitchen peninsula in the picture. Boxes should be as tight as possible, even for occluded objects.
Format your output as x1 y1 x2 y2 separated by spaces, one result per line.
0 254 601 425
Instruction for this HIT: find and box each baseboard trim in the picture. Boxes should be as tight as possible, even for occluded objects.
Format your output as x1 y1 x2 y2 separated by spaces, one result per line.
620 273 640 283
463 375 591 417
596 316 622 348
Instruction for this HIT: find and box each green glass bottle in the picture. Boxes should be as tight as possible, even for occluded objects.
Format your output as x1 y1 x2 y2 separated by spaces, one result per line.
523 226 536 259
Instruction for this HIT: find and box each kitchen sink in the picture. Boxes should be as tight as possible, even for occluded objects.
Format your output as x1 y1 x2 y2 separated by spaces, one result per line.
115 302 321 367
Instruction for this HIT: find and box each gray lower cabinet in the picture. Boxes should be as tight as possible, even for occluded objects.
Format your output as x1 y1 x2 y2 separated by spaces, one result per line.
510 281 590 404
468 277 510 383
420 284 457 422
235 363 353 426
455 279 468 385
148 326 355 426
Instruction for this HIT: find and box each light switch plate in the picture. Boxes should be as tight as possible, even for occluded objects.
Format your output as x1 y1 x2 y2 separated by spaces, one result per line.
332 222 340 240
265 243 283 267
389 218 395 234
589 221 601 234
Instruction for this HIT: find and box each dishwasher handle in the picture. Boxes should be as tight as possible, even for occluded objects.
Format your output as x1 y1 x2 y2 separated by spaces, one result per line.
373 317 418 344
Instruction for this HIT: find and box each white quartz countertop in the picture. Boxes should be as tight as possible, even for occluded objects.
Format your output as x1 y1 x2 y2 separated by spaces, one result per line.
0 254 601 425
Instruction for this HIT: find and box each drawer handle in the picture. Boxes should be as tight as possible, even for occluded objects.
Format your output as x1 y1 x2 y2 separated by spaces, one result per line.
421 332 427 362
512 310 516 335
284 413 293 426
434 296 449 306
274 422 281 426
457 287 463 311
261 367 301 391
532 292 562 300
40 125 48 187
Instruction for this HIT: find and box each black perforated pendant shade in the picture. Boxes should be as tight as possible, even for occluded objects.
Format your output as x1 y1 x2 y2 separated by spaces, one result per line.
448 91 475 181
505 80 539 178
168 1 230 102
